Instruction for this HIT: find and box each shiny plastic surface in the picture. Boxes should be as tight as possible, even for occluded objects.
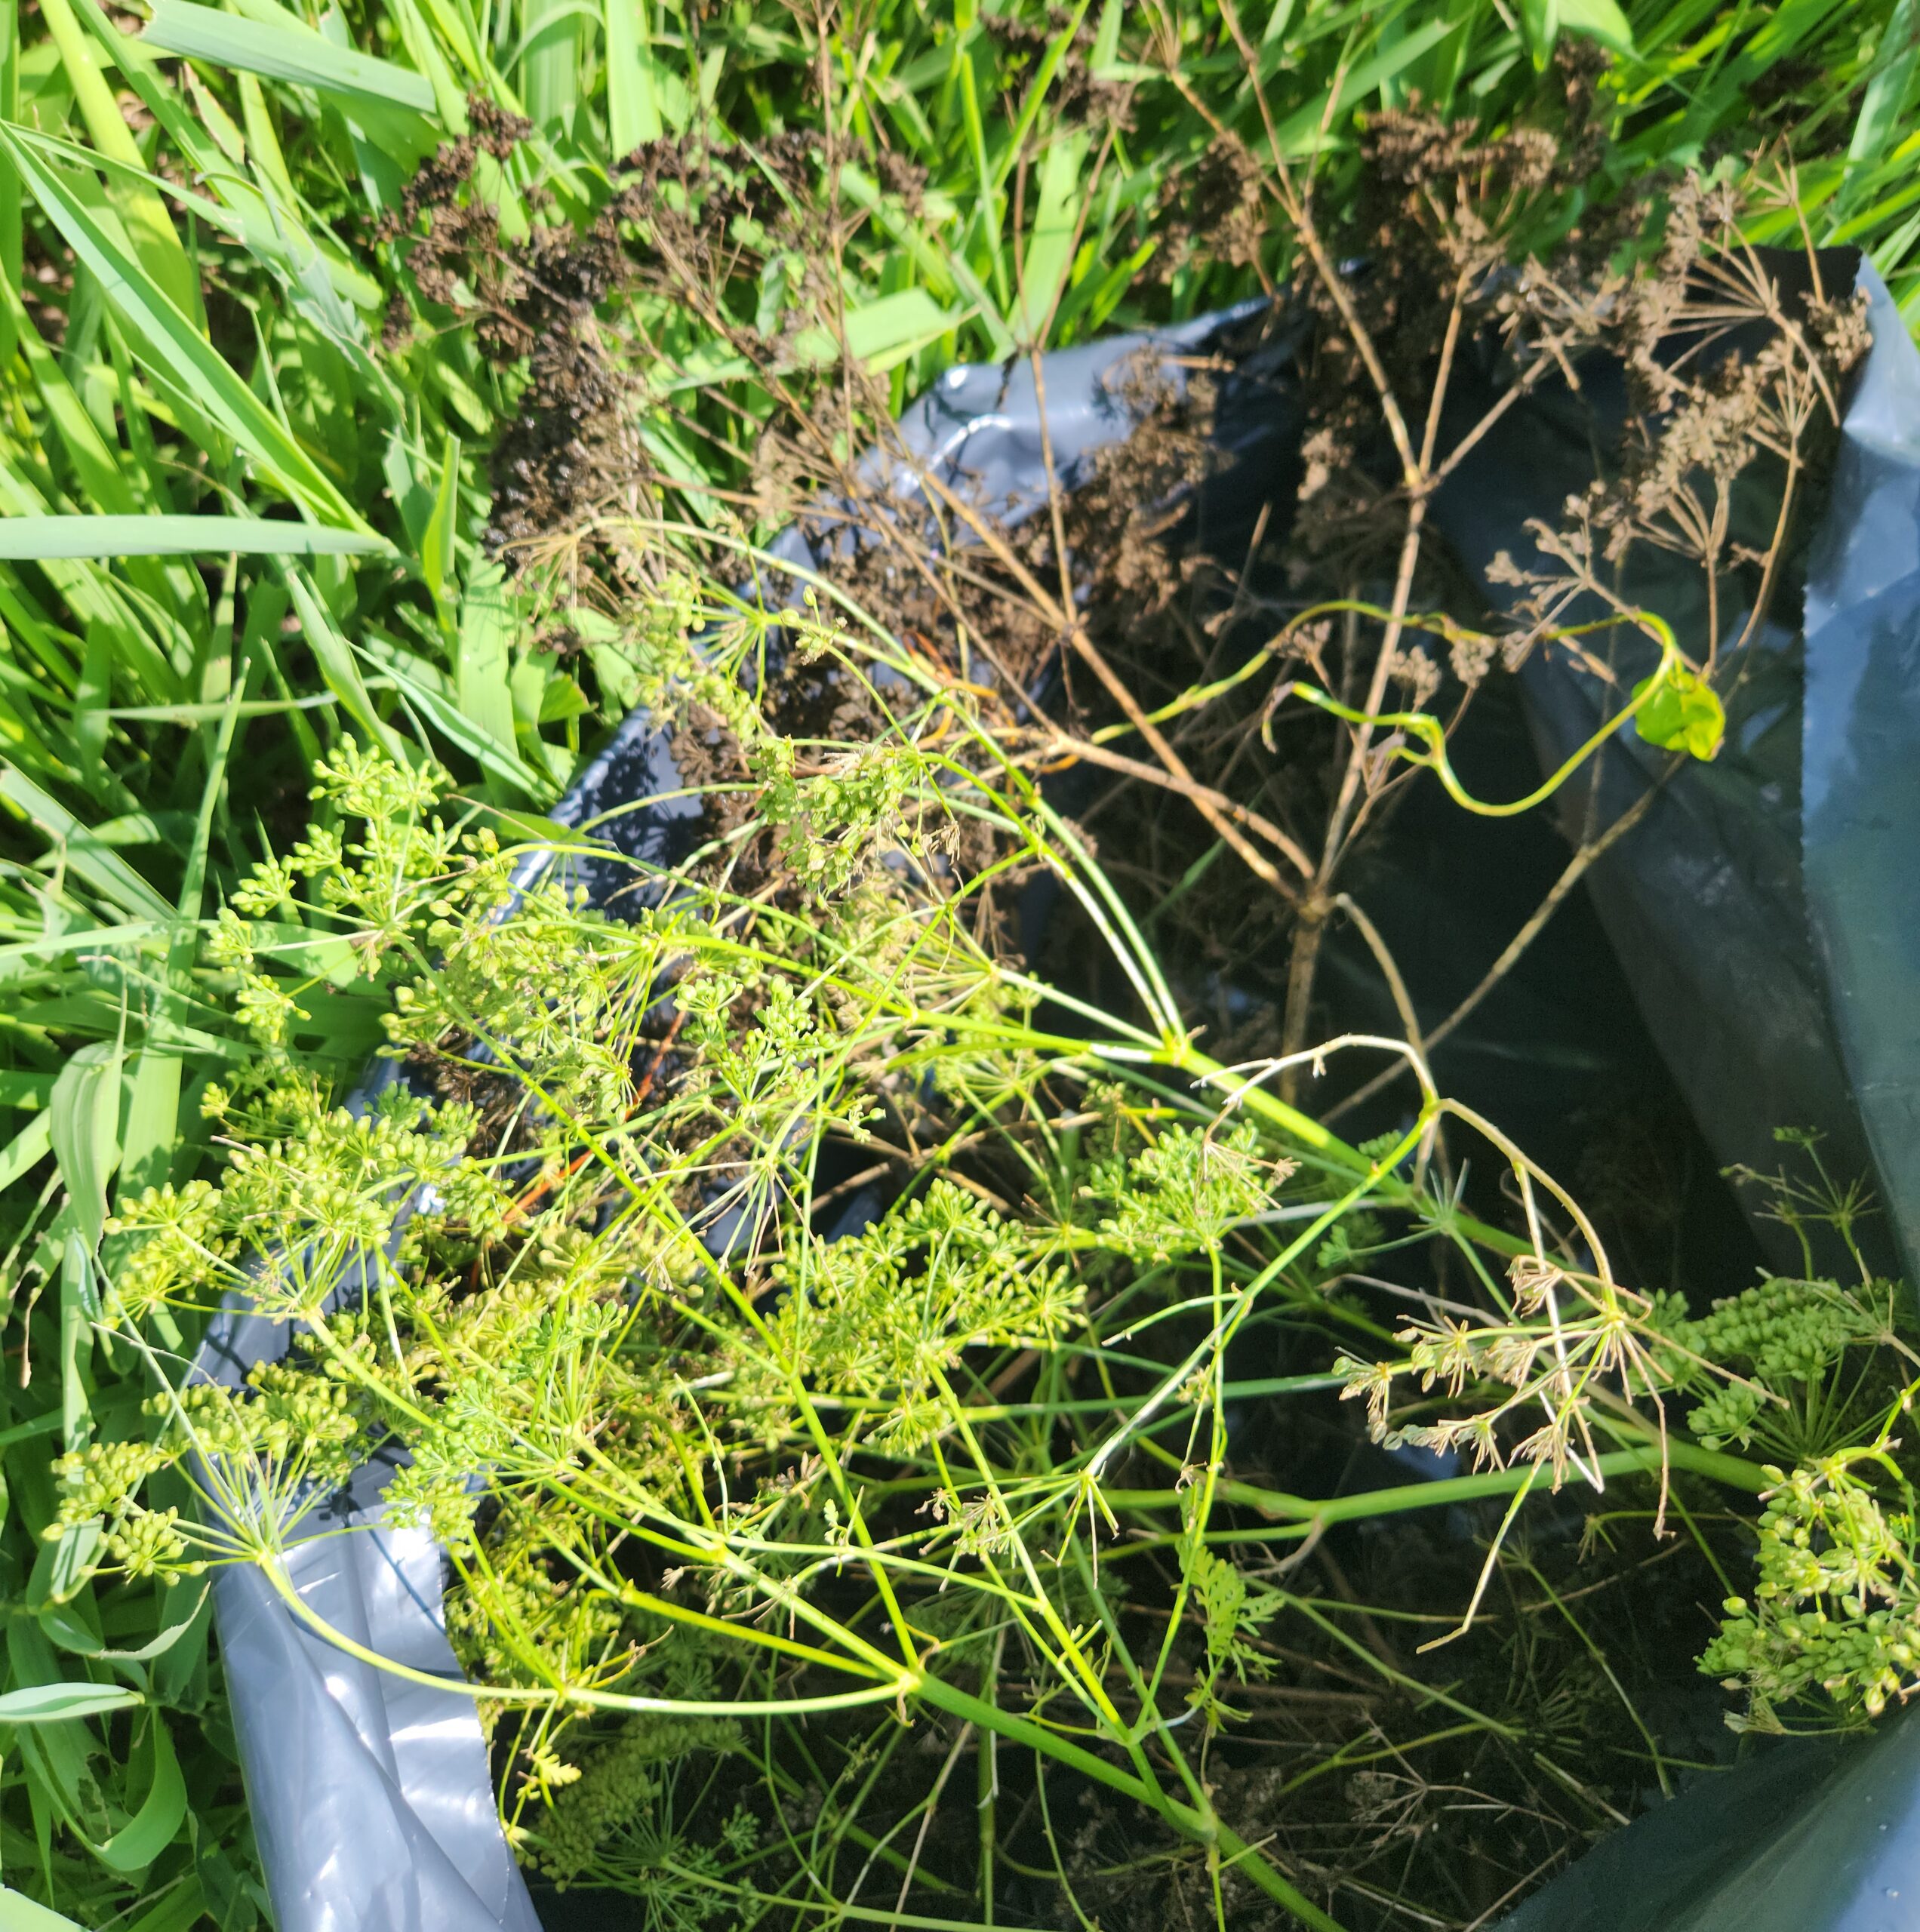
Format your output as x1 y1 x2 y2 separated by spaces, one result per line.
1801 264 1920 1275
1480 253 1920 1932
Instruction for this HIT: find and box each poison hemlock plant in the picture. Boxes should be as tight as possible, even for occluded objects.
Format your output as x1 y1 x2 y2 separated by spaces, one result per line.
1674 1152 1920 1729
42 565 1901 1931
1337 1124 1920 1734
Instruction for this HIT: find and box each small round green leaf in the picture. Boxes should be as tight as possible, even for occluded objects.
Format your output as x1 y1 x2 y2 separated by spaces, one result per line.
1633 664 1725 761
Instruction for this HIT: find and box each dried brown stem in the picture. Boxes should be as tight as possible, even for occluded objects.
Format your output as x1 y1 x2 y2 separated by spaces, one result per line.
1034 730 1312 890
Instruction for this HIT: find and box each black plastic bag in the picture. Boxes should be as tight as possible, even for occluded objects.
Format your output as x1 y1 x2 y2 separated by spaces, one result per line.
203 262 1920 1930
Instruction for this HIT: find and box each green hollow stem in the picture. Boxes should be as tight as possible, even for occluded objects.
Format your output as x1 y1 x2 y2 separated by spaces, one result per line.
1276 601 1694 818
1102 1440 1771 1526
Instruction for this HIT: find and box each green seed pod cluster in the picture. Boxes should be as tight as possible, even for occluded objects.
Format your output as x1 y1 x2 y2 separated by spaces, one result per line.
1685 1277 1887 1386
1702 1458 1920 1721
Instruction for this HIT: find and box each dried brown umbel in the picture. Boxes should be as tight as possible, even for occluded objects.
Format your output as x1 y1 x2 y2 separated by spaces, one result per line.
979 6 1137 130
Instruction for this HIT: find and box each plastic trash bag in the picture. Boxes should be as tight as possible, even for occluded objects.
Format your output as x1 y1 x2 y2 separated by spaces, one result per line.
1454 252 1920 1930
202 256 1920 1930
1430 248 1914 1283
1497 1696 1920 1932
198 1201 543 1932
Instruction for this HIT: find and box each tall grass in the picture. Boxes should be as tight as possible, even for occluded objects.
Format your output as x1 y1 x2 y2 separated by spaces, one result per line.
1 0 1917 1924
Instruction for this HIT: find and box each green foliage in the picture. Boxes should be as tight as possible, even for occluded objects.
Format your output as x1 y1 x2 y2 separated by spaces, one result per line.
522 1712 742 1887
1340 1137 1920 1731
1670 1277 1902 1455
1702 1441 1920 1725
2 0 1919 1922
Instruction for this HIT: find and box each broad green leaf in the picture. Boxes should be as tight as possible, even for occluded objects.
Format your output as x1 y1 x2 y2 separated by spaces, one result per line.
41 1586 206 1667
79 812 195 846
0 1681 140 1724
1634 664 1725 761
49 1042 122 1250
0 1070 53 1108
34 0 202 321
1846 0 1920 192
1274 17 1464 153
520 0 583 134
420 432 461 629
93 1719 186 1873
122 1881 208 1932
0 515 387 559
362 628 543 794
1518 0 1558 63
1558 0 1634 54
1017 131 1088 346
285 566 408 759
991 0 1092 193
60 1230 100 1451
805 288 970 370
0 766 174 921
142 0 436 112
0 1114 53 1193
454 562 519 764
237 67 300 205
673 289 972 388
385 0 467 128
119 1040 181 1200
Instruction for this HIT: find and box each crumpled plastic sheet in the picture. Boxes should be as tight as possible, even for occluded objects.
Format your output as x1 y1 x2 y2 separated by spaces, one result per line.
205 253 1920 1929
1497 1692 1920 1932
196 1205 543 1932
1429 249 1900 1278
1801 263 1920 1278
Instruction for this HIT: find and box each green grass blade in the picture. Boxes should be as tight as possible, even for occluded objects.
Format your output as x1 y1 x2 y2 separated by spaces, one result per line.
0 1113 54 1194
604 0 660 152
454 561 521 765
0 1884 91 1930
0 516 389 558
34 0 202 323
0 1683 140 1724
90 1722 186 1875
1845 0 1920 197
1017 131 1088 346
420 432 461 630
48 1041 122 1251
0 0 19 371
285 566 407 758
519 0 584 132
363 626 545 794
0 768 174 921
142 0 437 113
